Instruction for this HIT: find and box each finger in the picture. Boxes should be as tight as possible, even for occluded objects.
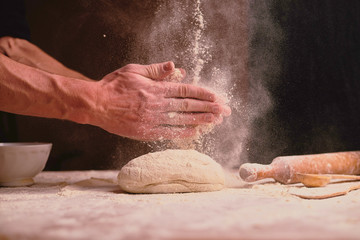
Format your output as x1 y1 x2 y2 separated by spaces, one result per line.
165 83 216 102
144 125 198 141
161 99 222 114
119 61 175 80
212 95 231 116
221 105 232 116
142 61 175 80
158 112 215 125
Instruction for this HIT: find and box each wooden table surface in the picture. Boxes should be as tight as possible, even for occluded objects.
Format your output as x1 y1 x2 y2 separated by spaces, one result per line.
0 171 359 240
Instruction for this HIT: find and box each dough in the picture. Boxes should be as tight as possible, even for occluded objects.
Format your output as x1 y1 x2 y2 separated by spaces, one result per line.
117 149 225 194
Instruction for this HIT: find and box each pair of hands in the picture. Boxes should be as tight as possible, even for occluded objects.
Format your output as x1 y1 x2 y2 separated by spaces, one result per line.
93 61 231 141
0 37 231 141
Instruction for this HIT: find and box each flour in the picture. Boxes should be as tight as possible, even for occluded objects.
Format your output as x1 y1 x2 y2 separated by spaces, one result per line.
169 0 214 150
117 149 225 194
2 171 360 240
163 68 183 82
167 112 177 119
169 124 214 150
192 0 208 85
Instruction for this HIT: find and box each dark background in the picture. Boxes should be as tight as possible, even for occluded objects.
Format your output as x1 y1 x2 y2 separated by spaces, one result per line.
1 0 360 169
248 0 360 163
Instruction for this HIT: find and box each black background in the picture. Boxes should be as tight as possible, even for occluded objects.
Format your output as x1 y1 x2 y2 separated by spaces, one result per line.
248 0 360 163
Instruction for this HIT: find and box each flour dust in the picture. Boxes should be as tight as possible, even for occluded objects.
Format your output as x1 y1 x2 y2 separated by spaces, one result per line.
129 0 282 169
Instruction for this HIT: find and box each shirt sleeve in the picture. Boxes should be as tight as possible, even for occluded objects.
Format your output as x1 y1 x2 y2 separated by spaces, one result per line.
0 0 30 40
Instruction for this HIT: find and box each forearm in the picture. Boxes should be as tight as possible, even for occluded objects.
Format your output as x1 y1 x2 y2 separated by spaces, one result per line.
0 53 98 124
0 55 231 140
0 37 92 81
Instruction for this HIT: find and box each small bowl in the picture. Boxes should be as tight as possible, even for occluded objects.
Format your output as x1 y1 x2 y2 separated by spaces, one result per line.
0 143 52 187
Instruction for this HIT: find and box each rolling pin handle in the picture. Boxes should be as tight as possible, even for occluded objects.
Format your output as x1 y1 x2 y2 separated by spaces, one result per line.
239 163 274 182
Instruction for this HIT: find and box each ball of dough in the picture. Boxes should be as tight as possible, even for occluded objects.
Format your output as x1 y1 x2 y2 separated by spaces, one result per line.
117 149 225 194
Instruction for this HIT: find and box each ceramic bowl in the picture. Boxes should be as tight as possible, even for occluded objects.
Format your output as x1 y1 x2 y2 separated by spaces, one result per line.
0 143 52 187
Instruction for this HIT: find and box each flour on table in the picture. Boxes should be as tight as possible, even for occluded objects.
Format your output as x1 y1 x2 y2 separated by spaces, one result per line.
117 149 225 194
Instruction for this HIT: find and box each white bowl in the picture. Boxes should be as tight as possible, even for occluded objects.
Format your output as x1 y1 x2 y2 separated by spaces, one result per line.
0 143 52 187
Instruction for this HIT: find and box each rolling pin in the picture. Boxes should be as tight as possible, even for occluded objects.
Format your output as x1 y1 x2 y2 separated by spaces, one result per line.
239 151 360 184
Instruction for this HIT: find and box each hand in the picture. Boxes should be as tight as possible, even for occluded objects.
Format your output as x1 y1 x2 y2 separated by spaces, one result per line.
0 37 91 81
91 61 231 141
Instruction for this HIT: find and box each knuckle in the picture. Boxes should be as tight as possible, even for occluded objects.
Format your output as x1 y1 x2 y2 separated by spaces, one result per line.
180 100 190 111
137 89 147 99
165 85 174 97
198 88 214 101
0 37 13 52
179 85 188 97
0 37 30 56
13 38 26 48
204 103 212 112
146 65 158 78
204 113 215 122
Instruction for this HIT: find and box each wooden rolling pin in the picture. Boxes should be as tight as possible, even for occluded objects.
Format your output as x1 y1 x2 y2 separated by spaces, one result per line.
239 151 360 184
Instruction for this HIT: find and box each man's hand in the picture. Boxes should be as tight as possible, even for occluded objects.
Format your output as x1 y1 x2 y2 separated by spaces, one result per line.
0 51 230 141
0 37 91 81
91 61 231 141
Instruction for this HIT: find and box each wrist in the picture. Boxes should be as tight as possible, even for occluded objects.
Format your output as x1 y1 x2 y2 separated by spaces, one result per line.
57 77 100 125
0 53 102 125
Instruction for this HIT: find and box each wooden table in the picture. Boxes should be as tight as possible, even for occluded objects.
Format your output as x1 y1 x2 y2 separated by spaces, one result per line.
0 171 359 240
